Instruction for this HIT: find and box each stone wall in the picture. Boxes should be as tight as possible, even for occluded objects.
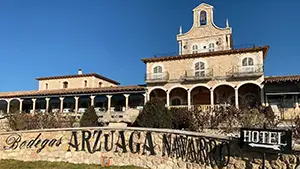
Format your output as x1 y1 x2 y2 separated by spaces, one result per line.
0 127 299 169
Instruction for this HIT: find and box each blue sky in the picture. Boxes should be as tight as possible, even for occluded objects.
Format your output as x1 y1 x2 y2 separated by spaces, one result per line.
0 0 299 92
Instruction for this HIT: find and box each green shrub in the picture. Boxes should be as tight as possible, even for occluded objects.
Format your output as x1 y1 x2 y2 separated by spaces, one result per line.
170 107 193 130
8 112 75 131
80 106 99 127
135 98 173 128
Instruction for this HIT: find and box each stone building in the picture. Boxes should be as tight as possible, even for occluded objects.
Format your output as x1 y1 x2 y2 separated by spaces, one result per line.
142 3 268 109
0 69 146 119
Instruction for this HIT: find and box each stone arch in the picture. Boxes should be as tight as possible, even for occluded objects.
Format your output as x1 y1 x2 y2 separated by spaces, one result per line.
0 100 7 115
190 84 211 92
167 85 188 94
212 82 235 91
213 84 235 105
238 83 262 107
148 87 167 94
169 87 188 106
237 81 262 89
149 88 167 105
190 85 211 105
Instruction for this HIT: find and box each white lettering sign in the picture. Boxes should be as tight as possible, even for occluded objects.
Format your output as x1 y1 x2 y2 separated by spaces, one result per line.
243 130 286 146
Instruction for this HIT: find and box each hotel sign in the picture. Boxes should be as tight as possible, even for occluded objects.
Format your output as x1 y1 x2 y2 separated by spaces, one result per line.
240 128 292 154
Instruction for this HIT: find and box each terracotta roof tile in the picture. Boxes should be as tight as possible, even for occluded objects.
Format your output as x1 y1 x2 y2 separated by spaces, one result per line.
0 86 145 98
36 73 120 85
141 46 270 63
264 75 300 83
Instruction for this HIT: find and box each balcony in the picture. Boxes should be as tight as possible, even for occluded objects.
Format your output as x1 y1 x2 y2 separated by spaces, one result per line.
182 69 213 81
228 64 263 78
145 72 169 83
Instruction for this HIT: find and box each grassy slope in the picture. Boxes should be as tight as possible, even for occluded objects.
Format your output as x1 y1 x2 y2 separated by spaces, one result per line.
0 159 145 169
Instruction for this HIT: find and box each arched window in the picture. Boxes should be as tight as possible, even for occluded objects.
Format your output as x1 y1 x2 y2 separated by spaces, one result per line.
153 66 163 79
209 43 215 52
242 57 254 66
99 82 102 87
84 80 87 87
45 83 48 90
195 61 205 77
63 81 68 89
200 11 207 26
241 57 255 73
171 98 181 106
192 45 198 54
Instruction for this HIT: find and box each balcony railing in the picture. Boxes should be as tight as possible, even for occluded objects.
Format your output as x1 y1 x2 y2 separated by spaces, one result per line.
228 64 263 78
145 72 169 83
182 69 213 81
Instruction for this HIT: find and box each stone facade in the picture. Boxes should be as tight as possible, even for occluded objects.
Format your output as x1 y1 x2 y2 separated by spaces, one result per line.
177 3 232 55
37 70 118 91
143 2 267 108
38 76 117 91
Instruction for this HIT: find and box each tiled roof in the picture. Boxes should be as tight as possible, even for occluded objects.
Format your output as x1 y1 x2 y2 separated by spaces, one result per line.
264 75 300 83
0 86 145 98
36 73 120 85
141 46 270 63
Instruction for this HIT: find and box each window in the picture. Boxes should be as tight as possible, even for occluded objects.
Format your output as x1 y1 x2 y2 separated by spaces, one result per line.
171 98 181 105
45 83 48 90
153 66 163 79
200 11 207 26
63 81 68 89
242 57 254 66
99 82 102 87
84 80 87 87
209 43 215 52
192 45 198 54
241 57 255 73
195 61 205 77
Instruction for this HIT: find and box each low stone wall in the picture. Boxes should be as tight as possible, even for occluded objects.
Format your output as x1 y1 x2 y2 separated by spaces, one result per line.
0 127 299 169
0 127 230 169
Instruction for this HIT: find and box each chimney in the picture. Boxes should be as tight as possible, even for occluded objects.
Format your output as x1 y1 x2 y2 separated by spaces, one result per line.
78 69 83 75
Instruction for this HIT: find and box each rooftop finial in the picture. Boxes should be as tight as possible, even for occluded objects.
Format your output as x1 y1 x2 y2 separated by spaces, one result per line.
179 26 182 35
226 19 229 28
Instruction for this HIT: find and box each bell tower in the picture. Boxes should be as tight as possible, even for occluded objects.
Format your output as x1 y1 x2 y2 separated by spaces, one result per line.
177 3 232 55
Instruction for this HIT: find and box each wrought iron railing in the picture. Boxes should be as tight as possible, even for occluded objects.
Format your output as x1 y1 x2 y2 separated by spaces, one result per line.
145 72 169 81
233 64 264 75
183 68 213 80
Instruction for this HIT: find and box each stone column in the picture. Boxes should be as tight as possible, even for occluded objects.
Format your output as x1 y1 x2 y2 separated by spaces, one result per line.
45 98 50 112
166 92 170 107
107 95 112 112
260 88 265 106
265 95 269 106
295 95 299 108
143 93 147 105
90 96 95 106
235 88 239 108
187 90 191 109
124 94 130 110
32 98 36 114
19 99 23 113
74 96 79 113
178 41 182 55
6 99 10 114
59 97 64 113
210 89 214 106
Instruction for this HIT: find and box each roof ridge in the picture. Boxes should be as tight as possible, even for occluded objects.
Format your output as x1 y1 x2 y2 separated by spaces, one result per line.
141 45 270 63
